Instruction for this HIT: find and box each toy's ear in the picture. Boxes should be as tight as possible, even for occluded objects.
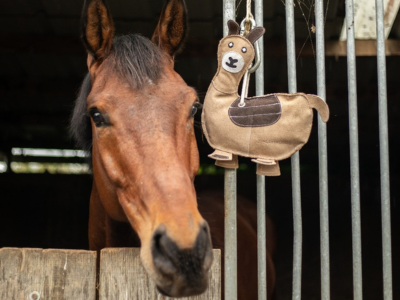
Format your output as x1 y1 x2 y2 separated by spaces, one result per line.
151 0 188 58
81 0 114 63
246 27 265 44
227 20 240 35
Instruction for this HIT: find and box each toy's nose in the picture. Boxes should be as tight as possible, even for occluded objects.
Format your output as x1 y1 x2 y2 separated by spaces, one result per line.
222 51 245 73
226 57 239 68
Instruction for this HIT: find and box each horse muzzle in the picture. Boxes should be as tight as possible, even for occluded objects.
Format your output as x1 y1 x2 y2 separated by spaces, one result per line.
151 222 213 297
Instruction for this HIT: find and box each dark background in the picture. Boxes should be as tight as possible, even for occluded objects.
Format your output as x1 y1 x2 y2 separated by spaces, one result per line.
0 0 399 299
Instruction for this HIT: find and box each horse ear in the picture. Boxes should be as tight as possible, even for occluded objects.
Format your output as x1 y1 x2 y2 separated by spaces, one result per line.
227 20 240 35
81 0 115 63
151 0 188 58
246 27 265 44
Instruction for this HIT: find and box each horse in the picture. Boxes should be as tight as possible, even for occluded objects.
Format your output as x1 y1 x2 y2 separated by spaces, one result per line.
70 0 276 298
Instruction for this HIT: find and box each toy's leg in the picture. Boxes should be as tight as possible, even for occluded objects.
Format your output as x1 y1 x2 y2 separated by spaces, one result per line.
252 158 281 176
208 149 232 161
216 154 238 169
209 149 239 169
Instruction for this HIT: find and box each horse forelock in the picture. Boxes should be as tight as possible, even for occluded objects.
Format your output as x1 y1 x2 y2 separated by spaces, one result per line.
70 34 168 156
109 34 168 89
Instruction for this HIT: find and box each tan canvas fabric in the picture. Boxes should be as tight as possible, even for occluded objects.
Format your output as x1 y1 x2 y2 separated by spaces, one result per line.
257 163 281 176
201 22 330 176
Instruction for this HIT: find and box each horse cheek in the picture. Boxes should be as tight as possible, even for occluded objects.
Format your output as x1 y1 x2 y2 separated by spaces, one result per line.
189 134 200 179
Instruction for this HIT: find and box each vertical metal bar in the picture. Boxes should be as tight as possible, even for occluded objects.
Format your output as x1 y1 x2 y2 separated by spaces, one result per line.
375 0 393 298
223 2 237 300
224 169 237 300
291 158 302 300
344 0 363 298
255 0 264 96
315 1 330 299
257 175 267 300
255 0 267 299
223 0 236 36
285 1 302 299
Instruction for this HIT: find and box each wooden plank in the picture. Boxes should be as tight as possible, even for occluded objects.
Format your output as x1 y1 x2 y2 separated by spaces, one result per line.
99 248 221 300
0 248 97 300
339 0 400 39
324 40 400 57
3 33 400 58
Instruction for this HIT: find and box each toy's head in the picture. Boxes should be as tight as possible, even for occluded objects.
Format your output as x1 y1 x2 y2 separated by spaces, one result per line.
213 20 265 93
221 20 265 73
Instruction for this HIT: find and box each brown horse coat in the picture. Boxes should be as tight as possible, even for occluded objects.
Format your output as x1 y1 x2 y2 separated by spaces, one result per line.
72 2 277 299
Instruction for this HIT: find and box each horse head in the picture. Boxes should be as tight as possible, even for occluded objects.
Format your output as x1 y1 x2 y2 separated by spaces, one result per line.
71 0 212 297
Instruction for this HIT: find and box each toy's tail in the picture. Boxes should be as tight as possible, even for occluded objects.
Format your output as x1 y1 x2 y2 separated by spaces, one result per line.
307 94 330 122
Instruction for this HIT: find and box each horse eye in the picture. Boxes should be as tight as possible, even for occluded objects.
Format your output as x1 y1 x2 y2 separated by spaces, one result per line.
241 47 247 53
90 110 106 127
228 42 234 48
190 103 202 117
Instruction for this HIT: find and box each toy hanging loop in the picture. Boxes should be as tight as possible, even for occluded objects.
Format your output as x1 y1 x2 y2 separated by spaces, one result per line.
239 70 251 107
240 17 261 74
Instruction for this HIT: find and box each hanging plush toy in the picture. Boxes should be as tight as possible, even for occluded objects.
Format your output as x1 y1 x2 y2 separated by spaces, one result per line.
201 20 330 176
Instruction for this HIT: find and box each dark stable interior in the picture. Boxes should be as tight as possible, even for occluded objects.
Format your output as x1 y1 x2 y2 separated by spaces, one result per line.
1 0 399 298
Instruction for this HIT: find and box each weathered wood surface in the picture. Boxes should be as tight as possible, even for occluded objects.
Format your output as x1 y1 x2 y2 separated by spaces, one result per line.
0 248 97 300
99 248 221 300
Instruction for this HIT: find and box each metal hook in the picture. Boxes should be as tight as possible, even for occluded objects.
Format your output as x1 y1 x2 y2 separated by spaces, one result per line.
240 17 261 74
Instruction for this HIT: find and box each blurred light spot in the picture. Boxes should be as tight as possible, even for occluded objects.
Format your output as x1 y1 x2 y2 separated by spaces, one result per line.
0 162 7 173
11 148 88 158
10 162 91 174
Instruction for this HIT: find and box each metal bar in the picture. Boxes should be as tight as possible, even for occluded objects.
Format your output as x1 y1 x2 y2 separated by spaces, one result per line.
255 0 267 299
256 175 267 300
290 153 302 300
375 0 393 298
224 168 237 300
223 3 237 300
344 0 363 298
223 0 236 36
285 0 302 299
314 1 331 299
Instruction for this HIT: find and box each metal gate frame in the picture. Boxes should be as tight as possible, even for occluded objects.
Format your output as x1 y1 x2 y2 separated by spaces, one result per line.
222 0 393 299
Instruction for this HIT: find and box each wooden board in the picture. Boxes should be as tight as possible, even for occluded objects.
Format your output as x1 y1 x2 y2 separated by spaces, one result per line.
0 248 97 300
99 248 221 300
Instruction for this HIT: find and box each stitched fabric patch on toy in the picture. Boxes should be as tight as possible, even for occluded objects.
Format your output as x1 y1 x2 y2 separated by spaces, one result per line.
229 94 282 127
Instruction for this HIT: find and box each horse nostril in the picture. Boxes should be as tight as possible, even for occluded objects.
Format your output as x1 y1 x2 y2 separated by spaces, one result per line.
151 223 213 279
196 222 213 269
152 225 178 277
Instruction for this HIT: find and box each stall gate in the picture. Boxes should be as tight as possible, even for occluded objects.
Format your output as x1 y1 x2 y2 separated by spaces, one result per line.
222 0 393 300
0 248 221 300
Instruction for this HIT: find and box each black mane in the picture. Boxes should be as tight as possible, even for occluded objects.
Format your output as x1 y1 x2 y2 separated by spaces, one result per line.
70 34 167 155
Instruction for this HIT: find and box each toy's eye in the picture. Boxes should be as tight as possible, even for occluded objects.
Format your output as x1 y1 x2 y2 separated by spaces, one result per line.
190 102 202 117
241 47 247 53
89 109 108 127
228 42 234 48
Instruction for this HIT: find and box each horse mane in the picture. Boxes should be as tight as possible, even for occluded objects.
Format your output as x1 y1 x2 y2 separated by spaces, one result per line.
70 34 168 155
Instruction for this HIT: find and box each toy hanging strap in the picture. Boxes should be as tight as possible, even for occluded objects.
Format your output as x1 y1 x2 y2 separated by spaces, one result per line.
244 0 254 35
